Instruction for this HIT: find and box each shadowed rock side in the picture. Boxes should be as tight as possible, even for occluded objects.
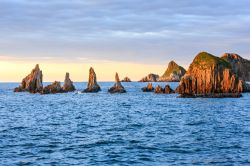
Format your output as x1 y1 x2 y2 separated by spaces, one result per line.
41 81 63 94
221 53 250 81
121 77 132 82
139 73 159 82
158 61 186 82
176 52 246 98
83 67 101 93
14 64 43 93
142 83 154 92
155 85 175 94
108 73 126 93
62 72 75 92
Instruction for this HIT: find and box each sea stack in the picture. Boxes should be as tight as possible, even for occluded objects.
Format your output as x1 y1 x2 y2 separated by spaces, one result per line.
139 73 159 82
176 52 246 98
221 53 250 81
14 64 43 93
158 61 186 82
83 67 101 93
42 81 63 94
62 72 75 92
108 73 126 93
142 83 154 92
121 77 132 82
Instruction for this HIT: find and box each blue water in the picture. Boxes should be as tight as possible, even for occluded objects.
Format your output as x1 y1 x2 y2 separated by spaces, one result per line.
0 82 250 166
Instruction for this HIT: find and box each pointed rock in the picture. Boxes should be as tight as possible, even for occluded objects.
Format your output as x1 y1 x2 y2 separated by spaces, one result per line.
142 83 154 92
158 61 186 82
139 73 159 82
14 64 43 93
83 67 101 93
164 85 175 94
108 73 126 93
62 72 75 92
154 85 164 94
42 81 63 94
121 77 131 82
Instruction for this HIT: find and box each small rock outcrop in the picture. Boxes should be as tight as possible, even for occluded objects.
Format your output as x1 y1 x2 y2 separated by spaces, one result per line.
62 72 75 92
176 52 246 97
121 77 132 82
14 64 43 93
83 67 101 93
221 53 250 81
108 73 126 93
154 85 164 93
142 83 154 92
154 85 175 94
158 61 186 82
139 73 159 82
42 81 63 94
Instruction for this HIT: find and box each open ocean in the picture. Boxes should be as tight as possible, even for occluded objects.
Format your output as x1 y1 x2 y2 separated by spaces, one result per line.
0 82 250 166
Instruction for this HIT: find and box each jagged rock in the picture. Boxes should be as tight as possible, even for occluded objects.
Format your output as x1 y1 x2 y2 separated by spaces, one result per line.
154 85 164 93
176 52 246 98
139 73 159 82
142 83 154 92
83 67 101 93
62 72 75 92
121 77 132 82
158 61 186 82
14 64 43 93
164 85 175 94
108 73 126 93
221 53 250 81
42 81 63 94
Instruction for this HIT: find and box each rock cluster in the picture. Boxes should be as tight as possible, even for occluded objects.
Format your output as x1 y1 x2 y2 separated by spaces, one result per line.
176 52 246 97
62 72 76 92
42 81 63 94
139 73 159 82
121 77 132 82
158 61 186 82
142 83 154 92
108 73 126 93
83 67 101 93
14 64 43 93
154 85 175 94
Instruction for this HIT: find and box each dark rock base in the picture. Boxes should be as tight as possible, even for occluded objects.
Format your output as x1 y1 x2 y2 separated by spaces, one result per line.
178 93 242 98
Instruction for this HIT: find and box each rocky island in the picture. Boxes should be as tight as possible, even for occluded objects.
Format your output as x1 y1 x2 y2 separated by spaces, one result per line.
108 73 126 93
176 52 248 98
121 77 132 82
158 61 186 82
83 67 101 93
139 73 159 82
142 83 154 92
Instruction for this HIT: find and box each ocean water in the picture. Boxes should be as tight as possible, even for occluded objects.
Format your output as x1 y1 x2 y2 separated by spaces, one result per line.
0 82 250 166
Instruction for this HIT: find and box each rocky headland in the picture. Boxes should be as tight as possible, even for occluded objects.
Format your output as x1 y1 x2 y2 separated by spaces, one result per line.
158 61 186 82
83 67 101 93
108 73 126 93
176 52 248 98
139 73 159 82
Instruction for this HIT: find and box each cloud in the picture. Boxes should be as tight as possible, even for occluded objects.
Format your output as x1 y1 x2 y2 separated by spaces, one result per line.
0 0 250 65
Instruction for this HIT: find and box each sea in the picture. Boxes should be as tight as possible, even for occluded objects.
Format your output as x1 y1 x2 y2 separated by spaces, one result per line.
0 82 250 166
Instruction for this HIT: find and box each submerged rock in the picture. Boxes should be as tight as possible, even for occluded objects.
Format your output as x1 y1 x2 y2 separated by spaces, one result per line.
121 77 132 82
176 52 246 98
108 73 126 93
142 83 154 92
42 81 63 94
83 67 101 93
14 64 43 93
158 61 186 82
139 73 159 82
62 72 75 92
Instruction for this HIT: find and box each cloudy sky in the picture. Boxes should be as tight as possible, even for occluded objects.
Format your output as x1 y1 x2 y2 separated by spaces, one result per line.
0 0 250 81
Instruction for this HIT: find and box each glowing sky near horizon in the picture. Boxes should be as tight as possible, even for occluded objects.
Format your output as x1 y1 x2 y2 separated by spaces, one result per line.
0 0 250 81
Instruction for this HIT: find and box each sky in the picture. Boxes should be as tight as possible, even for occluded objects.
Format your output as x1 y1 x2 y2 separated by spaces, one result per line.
0 0 250 82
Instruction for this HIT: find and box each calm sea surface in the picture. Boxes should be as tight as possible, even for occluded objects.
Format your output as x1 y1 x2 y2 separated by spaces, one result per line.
0 82 250 166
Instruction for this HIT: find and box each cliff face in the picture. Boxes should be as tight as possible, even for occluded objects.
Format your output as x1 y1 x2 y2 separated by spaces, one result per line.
159 61 186 82
139 74 159 82
176 52 245 97
14 64 43 93
221 53 250 81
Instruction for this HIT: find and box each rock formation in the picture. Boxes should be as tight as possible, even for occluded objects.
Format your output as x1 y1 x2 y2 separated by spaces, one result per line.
108 73 126 93
154 85 175 94
42 81 63 94
62 72 75 92
14 64 43 93
121 77 132 82
154 85 164 94
158 61 186 82
83 67 101 93
142 83 154 92
221 53 250 81
176 52 246 98
139 73 159 82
